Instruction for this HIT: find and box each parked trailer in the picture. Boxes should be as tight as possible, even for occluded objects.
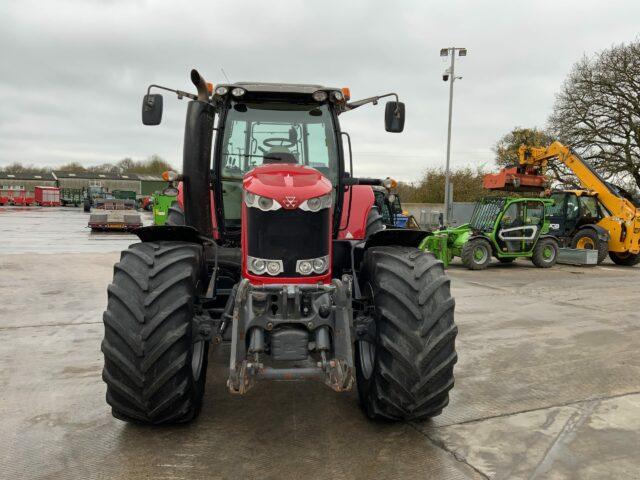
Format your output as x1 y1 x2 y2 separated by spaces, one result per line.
60 188 84 207
34 186 61 206
2 187 35 206
88 199 142 231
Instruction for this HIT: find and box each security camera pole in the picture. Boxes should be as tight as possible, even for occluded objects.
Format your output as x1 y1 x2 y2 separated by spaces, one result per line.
440 47 466 226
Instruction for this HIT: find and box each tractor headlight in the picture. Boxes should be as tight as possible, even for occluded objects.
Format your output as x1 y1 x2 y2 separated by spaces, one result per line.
296 255 329 275
248 256 283 276
231 87 246 97
312 257 327 272
258 196 273 210
312 90 328 102
296 260 313 275
244 191 282 211
266 261 282 276
215 86 229 96
299 193 332 212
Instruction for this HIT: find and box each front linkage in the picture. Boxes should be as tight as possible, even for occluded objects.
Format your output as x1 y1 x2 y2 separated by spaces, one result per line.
226 277 354 394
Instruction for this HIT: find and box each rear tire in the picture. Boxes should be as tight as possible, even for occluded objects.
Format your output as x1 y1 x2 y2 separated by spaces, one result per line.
101 241 209 424
498 257 516 263
356 246 457 421
532 237 558 268
461 238 492 270
571 229 607 264
166 201 185 226
609 251 640 266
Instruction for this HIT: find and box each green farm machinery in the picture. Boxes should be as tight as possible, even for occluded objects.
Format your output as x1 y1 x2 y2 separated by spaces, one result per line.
420 196 559 270
151 180 179 225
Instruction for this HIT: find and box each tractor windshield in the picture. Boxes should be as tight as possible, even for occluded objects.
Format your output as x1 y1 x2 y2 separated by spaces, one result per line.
220 102 338 183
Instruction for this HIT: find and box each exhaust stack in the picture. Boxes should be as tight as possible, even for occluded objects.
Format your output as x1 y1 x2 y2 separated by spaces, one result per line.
182 69 214 237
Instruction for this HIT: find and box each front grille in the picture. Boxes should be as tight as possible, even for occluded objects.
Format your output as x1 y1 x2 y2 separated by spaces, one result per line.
246 207 330 277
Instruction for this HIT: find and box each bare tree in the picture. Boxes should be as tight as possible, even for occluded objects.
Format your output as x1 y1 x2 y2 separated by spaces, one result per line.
549 40 640 192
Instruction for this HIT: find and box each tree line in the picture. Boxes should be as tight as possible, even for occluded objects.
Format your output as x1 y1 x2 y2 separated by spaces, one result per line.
0 155 173 176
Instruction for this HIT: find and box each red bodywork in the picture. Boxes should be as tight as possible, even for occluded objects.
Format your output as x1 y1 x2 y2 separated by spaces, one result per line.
483 166 548 192
337 186 375 241
242 164 333 285
175 167 377 285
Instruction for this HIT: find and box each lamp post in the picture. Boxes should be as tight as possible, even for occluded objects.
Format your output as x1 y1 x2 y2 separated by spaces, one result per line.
440 47 467 226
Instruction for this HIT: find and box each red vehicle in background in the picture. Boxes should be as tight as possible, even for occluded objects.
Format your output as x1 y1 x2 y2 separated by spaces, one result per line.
34 186 61 206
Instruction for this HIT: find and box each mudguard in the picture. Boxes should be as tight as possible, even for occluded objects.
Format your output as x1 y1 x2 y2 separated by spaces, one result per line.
134 225 208 244
578 224 610 242
364 228 431 250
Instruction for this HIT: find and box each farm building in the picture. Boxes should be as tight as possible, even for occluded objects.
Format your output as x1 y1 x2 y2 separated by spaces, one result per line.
137 174 166 195
0 172 57 190
52 171 141 194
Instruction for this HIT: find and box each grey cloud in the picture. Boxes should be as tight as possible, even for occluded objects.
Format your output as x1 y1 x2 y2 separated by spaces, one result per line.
1 0 639 180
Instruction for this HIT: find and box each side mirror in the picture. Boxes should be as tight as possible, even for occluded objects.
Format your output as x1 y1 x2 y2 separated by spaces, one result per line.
385 101 405 133
142 94 163 125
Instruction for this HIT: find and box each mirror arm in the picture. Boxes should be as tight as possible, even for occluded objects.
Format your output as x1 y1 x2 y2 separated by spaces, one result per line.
347 92 400 115
146 84 198 101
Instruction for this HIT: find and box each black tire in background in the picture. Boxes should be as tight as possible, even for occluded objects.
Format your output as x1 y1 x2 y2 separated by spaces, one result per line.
355 246 457 421
531 237 559 268
166 201 186 226
461 238 492 270
571 229 608 264
497 257 516 263
366 207 384 236
101 241 209 424
609 251 640 266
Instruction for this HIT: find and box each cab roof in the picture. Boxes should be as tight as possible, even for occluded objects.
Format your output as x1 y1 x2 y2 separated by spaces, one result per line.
217 82 341 95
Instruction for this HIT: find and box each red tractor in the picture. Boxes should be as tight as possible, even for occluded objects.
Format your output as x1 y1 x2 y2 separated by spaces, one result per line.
101 70 457 424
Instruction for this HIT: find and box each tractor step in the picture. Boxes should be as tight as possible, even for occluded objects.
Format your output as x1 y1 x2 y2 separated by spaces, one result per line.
557 248 598 266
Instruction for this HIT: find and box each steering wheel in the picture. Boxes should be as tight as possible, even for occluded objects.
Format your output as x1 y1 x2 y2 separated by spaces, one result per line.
263 137 296 148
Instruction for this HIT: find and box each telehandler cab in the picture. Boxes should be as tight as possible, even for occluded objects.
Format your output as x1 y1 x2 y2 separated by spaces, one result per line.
101 70 457 424
420 196 559 269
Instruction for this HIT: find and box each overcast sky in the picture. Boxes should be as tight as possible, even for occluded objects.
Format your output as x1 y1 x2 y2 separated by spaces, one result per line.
1 0 639 181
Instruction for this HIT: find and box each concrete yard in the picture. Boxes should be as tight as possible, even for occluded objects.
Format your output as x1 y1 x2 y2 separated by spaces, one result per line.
1 207 639 480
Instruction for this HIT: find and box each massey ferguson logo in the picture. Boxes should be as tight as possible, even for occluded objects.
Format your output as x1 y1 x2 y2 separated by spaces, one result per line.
283 196 297 208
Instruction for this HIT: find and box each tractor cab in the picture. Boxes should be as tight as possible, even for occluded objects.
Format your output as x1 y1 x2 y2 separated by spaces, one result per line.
214 87 343 242
546 190 606 238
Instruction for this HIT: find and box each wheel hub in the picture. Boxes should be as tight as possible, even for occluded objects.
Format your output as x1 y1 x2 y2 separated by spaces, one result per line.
474 246 488 263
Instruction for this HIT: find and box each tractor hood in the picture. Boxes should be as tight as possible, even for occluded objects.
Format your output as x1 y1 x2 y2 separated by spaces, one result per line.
243 164 332 209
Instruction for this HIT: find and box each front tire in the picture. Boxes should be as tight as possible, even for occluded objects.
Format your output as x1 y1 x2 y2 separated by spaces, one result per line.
532 237 558 268
461 238 492 270
356 246 457 421
101 241 209 424
609 251 640 266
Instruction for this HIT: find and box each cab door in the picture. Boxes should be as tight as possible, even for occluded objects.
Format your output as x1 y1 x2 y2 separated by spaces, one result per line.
495 200 544 253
